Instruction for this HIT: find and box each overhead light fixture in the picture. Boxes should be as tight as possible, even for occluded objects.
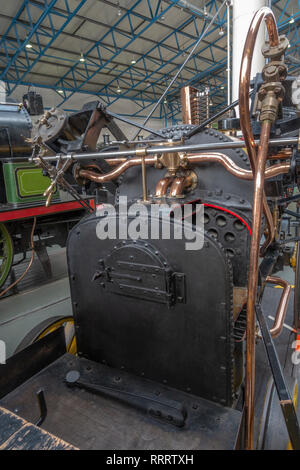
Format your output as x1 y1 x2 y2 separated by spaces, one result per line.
160 6 165 21
117 2 122 16
163 98 167 104
203 5 208 17
117 86 122 93
25 43 33 49
290 17 295 24
209 100 213 106
79 53 85 63
219 27 225 36
131 58 136 65
57 90 64 94
221 86 225 90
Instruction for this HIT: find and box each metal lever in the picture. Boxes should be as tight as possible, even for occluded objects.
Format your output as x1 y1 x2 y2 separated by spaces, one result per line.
35 152 94 213
35 389 47 427
256 304 300 450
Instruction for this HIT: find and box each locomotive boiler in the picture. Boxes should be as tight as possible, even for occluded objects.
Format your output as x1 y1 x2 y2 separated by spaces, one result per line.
1 6 300 451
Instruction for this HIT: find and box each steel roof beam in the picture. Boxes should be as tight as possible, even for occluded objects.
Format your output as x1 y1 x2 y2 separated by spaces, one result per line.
0 0 87 94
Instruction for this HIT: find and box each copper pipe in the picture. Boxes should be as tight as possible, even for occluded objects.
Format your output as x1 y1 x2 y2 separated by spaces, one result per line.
79 152 290 185
294 234 300 332
260 195 276 255
185 153 290 181
78 156 157 183
141 155 148 202
266 276 292 338
169 177 186 198
181 87 192 125
239 7 280 450
155 177 174 197
169 175 195 198
239 8 279 168
245 120 273 450
239 7 279 254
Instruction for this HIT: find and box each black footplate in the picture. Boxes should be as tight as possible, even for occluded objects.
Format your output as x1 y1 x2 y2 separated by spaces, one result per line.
65 366 187 428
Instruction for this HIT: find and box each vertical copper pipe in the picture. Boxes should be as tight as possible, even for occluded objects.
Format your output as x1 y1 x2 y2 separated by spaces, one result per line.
294 228 300 332
181 87 192 125
245 120 272 450
141 155 148 202
239 7 280 450
239 7 279 254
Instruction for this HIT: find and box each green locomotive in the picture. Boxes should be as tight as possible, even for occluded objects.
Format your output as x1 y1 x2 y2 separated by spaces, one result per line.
0 101 90 290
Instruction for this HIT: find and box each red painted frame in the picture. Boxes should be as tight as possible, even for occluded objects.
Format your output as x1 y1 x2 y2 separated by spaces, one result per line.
0 200 95 223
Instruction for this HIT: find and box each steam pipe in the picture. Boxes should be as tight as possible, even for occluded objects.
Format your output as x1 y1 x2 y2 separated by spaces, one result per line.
155 177 174 197
245 120 273 450
239 6 279 253
239 7 280 450
169 175 195 198
185 153 289 180
78 156 157 183
78 152 290 184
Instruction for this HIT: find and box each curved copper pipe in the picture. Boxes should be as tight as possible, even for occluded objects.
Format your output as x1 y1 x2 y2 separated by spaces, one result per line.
239 7 279 254
239 8 279 169
266 276 292 338
155 177 174 197
185 153 290 181
78 152 290 185
79 156 157 183
169 177 186 198
169 175 195 198
239 7 280 450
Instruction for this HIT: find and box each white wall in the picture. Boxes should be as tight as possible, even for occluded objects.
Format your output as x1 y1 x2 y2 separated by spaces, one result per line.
232 0 267 104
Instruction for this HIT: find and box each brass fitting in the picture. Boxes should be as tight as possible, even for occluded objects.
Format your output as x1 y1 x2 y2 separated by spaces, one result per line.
258 45 288 123
257 34 289 123
258 81 285 122
262 35 290 60
159 152 181 175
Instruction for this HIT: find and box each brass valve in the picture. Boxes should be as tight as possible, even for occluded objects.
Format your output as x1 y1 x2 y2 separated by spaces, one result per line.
258 81 285 122
258 35 289 124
